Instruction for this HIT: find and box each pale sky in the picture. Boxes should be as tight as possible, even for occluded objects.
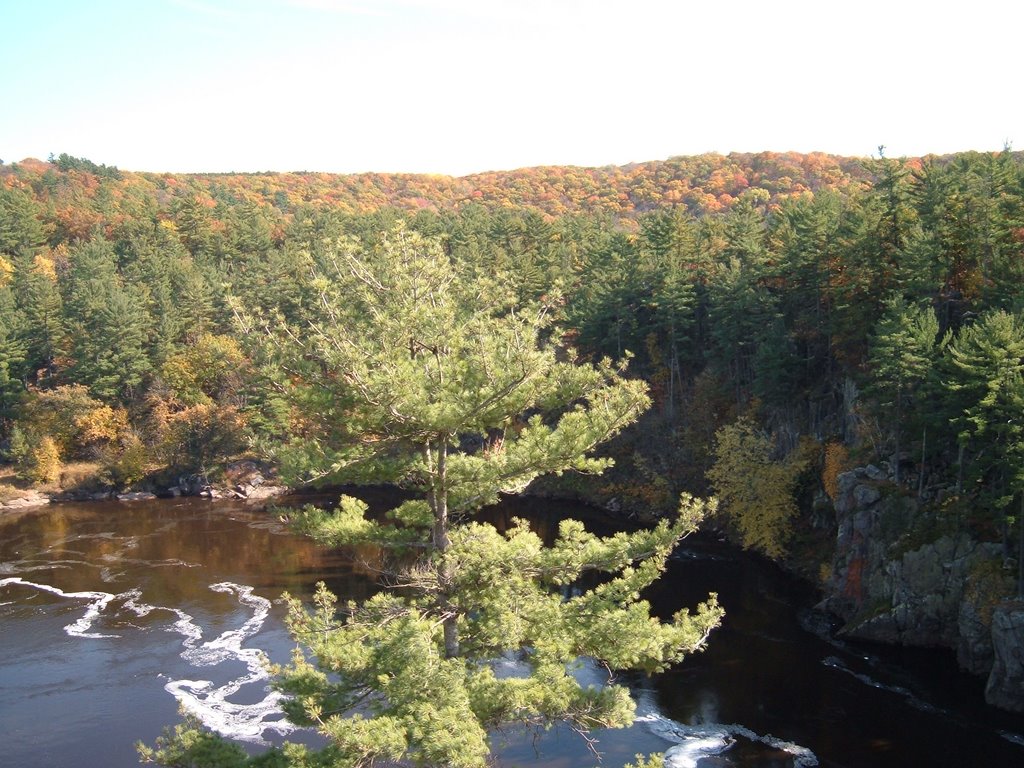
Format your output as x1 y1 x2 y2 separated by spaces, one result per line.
1 0 1019 176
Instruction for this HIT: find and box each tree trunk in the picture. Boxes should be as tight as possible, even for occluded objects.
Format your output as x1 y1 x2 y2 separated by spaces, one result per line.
918 426 927 500
1019 493 1024 600
430 438 459 659
956 443 965 493
893 389 902 486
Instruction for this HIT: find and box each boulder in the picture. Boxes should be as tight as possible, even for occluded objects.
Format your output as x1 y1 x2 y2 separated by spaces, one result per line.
0 491 51 509
985 603 1024 712
853 483 882 507
958 598 994 675
244 485 286 501
865 463 888 481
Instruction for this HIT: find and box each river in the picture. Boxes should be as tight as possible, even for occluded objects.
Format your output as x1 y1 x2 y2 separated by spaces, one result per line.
1 494 1023 768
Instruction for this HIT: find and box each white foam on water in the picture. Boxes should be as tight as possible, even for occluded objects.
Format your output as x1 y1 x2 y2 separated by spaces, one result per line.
491 654 818 767
2 574 299 745
636 712 818 767
161 582 300 744
822 655 939 713
663 736 733 768
0 576 121 638
1000 730 1024 747
2 559 87 573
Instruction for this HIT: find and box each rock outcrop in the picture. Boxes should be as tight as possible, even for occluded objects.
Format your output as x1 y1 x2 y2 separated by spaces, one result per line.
820 465 1024 712
985 603 1024 712
0 489 51 510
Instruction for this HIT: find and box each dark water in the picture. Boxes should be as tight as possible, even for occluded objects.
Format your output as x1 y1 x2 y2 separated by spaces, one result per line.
1 495 1023 768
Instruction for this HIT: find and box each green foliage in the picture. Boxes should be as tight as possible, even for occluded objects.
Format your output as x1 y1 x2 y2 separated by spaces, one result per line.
139 713 266 768
5 424 30 465
625 755 666 768
12 250 63 379
63 238 152 402
0 307 26 422
0 185 50 256
15 384 126 460
866 297 943 481
100 433 150 488
49 152 122 180
268 496 720 768
160 333 246 406
944 310 1024 512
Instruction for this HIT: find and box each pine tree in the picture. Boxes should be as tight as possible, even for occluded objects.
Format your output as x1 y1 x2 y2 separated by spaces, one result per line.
63 238 152 402
866 297 943 484
13 251 64 381
944 311 1024 514
0 186 51 257
0 288 26 424
144 226 723 768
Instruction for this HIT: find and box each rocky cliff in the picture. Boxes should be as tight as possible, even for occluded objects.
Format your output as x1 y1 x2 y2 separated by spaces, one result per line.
819 465 1024 712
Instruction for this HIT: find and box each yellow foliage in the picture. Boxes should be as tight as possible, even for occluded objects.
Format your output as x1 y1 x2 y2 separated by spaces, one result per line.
0 256 14 287
26 436 62 485
20 385 127 458
160 333 247 406
74 405 129 445
161 403 248 470
33 252 57 281
822 441 849 501
706 417 807 559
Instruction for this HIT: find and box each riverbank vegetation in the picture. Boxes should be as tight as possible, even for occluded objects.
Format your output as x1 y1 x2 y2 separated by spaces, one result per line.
2 150 1024 567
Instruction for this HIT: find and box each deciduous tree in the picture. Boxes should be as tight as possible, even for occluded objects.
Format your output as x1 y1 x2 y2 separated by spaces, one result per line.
707 417 808 558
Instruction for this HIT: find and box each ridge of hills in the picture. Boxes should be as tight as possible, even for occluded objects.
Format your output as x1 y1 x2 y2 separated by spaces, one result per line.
4 150 889 224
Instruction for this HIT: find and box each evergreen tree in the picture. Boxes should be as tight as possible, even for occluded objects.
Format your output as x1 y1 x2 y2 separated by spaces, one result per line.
770 191 844 395
0 288 26 425
944 311 1024 515
13 250 64 381
0 186 50 257
639 210 698 418
145 226 723 768
866 297 943 485
706 256 778 407
63 238 152 402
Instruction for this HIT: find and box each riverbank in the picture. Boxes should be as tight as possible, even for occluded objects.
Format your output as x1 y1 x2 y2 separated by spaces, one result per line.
0 458 288 516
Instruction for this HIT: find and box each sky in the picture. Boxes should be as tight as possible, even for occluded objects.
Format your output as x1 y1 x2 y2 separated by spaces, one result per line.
1 0 1020 176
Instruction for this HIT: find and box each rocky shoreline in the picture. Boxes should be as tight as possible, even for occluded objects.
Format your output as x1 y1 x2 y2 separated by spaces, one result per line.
819 465 1024 714
0 459 287 514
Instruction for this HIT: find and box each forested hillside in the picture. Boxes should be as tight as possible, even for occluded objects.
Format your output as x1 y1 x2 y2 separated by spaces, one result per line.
2 149 1024 591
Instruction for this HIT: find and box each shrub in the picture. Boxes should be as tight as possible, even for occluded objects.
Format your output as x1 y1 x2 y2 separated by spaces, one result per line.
17 385 129 459
160 403 248 473
822 441 850 502
101 434 150 489
24 436 61 485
